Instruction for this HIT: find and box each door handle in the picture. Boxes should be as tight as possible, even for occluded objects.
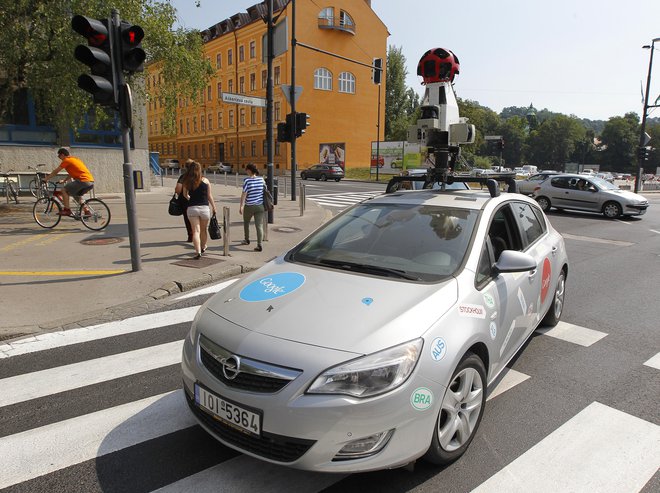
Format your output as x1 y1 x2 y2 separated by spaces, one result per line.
528 269 537 279
551 246 558 256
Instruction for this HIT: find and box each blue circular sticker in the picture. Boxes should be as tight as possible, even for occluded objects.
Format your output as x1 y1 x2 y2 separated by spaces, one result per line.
239 272 306 302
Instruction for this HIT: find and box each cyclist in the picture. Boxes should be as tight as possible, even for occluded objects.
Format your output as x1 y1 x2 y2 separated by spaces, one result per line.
42 148 95 216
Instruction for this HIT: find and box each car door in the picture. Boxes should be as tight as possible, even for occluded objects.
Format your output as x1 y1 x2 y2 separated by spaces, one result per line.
545 176 572 208
564 178 601 212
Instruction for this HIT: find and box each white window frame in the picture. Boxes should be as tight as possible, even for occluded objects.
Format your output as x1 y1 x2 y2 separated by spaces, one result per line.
338 72 355 94
314 68 333 91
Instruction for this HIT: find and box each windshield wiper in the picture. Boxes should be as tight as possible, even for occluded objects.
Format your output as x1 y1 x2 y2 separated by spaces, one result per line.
317 259 421 280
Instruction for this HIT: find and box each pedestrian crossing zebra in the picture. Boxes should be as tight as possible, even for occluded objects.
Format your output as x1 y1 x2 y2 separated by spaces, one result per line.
1 280 658 492
306 191 384 209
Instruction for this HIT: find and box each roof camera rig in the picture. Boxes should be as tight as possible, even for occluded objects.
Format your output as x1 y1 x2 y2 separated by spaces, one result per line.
386 48 517 197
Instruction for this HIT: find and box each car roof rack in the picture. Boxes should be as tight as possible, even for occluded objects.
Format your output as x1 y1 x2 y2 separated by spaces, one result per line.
386 168 518 198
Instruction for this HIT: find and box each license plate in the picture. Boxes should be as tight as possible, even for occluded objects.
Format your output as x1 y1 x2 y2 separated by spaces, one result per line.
195 384 262 436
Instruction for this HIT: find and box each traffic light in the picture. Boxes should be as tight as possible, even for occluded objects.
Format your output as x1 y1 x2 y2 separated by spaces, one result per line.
118 21 146 74
72 15 116 107
295 112 310 137
638 146 650 161
498 138 505 150
277 115 293 143
372 58 383 84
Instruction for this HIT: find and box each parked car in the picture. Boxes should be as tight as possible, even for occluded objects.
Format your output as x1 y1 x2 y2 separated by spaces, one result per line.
182 183 568 472
161 159 180 170
300 164 344 181
208 163 233 173
516 171 560 195
531 173 649 218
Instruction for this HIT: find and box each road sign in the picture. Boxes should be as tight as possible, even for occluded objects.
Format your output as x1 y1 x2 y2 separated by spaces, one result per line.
280 84 303 104
221 92 266 107
643 132 651 146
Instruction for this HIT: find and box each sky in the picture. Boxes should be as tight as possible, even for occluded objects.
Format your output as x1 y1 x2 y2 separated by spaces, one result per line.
169 0 660 122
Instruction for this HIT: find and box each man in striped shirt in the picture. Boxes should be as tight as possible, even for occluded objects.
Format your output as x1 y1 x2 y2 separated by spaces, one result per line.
239 163 265 252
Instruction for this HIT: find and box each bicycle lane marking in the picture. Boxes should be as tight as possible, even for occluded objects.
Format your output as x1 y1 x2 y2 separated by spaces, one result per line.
0 270 126 276
0 233 52 253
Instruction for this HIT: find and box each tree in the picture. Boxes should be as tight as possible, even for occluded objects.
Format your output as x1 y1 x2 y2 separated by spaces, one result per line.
0 1 212 136
599 113 639 172
385 45 418 141
526 115 586 169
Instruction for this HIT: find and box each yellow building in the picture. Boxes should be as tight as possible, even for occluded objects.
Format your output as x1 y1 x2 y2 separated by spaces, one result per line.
147 0 387 173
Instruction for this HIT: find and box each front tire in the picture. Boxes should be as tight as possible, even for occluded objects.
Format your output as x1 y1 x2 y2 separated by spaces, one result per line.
301 173 307 180
33 197 61 228
320 174 327 181
602 201 622 218
80 198 111 231
542 269 566 327
536 196 551 212
424 352 486 465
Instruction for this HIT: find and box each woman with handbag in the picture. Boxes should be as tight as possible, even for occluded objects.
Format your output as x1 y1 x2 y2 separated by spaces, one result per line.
182 161 216 259
239 163 265 252
174 159 193 242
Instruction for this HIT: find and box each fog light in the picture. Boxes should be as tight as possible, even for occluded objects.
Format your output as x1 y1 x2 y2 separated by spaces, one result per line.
333 430 395 460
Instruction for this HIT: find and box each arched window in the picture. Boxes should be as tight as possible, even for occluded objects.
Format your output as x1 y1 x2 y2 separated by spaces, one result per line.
318 7 334 25
340 11 354 28
314 68 333 91
338 72 355 94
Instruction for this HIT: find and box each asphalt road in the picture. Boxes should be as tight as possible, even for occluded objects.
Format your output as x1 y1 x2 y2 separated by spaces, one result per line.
1 186 659 492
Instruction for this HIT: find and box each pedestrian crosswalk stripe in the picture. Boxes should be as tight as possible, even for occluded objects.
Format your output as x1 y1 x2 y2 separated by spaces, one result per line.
0 390 195 489
536 321 607 347
307 191 383 208
175 278 238 300
0 306 198 359
0 340 183 407
644 352 660 370
153 455 346 493
487 369 530 401
472 402 660 493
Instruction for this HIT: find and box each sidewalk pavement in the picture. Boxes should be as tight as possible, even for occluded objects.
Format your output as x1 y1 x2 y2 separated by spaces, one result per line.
0 176 329 342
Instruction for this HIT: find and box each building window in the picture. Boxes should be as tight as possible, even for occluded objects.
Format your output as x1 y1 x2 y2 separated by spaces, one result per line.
338 72 356 93
202 145 206 158
241 141 246 157
201 114 205 131
207 86 212 100
261 69 267 88
216 53 222 68
208 114 213 131
275 141 280 156
340 11 354 28
228 79 233 93
250 40 256 59
194 144 198 157
228 48 233 65
217 81 222 99
179 119 183 134
250 73 256 91
262 139 267 156
318 7 334 25
186 118 190 134
314 68 333 90
229 142 234 158
240 108 245 126
274 101 281 121
261 108 267 123
218 111 223 128
193 116 197 133
251 107 256 124
251 140 256 157
274 66 281 85
239 76 245 94
239 45 244 62
229 110 234 127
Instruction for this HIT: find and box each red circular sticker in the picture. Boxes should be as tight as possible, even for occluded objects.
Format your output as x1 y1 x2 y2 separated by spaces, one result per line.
540 258 552 304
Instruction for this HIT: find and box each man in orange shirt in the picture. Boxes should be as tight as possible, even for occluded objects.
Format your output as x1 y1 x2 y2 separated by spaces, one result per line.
43 148 95 216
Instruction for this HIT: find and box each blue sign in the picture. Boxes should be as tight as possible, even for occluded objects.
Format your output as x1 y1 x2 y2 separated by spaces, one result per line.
239 272 305 302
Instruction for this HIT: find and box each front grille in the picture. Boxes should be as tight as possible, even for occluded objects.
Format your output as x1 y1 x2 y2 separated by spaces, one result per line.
186 391 315 462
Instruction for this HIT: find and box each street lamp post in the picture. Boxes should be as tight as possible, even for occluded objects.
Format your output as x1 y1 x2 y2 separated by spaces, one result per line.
636 37 660 194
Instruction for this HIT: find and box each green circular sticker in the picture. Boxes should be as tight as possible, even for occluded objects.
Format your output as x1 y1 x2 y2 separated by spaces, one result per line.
410 387 433 411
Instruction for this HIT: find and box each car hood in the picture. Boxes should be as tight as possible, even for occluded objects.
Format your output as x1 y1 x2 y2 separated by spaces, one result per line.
206 259 458 354
609 189 647 202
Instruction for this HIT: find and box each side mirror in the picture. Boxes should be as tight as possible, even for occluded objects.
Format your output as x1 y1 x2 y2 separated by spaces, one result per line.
494 250 537 274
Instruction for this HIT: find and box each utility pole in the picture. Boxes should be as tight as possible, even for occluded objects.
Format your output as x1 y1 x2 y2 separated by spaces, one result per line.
290 0 298 200
266 0 274 221
637 38 660 193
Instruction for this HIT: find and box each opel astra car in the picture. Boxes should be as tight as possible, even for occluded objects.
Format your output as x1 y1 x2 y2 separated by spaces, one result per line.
181 185 568 472
300 164 344 182
516 171 559 195
531 173 649 218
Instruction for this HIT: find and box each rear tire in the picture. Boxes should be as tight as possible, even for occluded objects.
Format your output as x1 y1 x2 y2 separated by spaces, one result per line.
320 174 327 181
8 182 18 203
80 198 111 231
541 270 566 327
536 196 551 212
33 197 61 228
29 179 38 198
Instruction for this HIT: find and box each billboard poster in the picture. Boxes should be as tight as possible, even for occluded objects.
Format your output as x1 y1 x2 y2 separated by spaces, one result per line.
319 143 345 168
370 141 422 175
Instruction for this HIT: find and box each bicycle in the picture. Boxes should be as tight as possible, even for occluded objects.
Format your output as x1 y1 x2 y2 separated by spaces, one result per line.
32 183 111 230
27 164 52 199
1 170 19 204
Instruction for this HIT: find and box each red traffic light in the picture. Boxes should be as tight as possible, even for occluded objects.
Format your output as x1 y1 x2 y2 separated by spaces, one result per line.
121 25 144 46
71 15 108 47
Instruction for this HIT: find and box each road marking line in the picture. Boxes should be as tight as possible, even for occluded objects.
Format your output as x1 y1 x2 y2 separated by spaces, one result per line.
561 233 634 246
0 269 127 276
34 233 71 246
472 402 660 493
0 306 199 358
649 229 660 234
644 352 660 370
614 219 632 225
487 369 530 401
0 341 183 407
0 233 50 253
536 321 607 346
175 278 238 300
0 391 194 489
154 455 345 493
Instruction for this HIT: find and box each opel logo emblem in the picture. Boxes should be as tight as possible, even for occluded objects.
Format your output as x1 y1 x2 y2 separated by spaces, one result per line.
220 355 241 380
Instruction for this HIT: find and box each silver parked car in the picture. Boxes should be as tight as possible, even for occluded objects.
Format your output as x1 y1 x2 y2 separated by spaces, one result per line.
531 173 649 218
516 171 559 195
182 185 568 472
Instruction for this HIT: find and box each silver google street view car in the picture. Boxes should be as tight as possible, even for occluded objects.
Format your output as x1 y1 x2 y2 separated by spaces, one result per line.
181 182 569 472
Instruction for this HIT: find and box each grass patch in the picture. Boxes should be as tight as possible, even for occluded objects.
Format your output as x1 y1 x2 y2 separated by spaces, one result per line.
345 167 393 181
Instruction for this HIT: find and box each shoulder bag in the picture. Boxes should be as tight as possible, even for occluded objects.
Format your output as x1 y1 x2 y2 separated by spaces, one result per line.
263 185 274 211
168 193 183 216
208 212 222 240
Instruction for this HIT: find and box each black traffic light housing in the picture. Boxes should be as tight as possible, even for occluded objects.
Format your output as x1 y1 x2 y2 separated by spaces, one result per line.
295 112 310 137
72 15 116 107
372 58 383 84
638 146 650 161
277 113 295 143
498 138 505 150
119 21 146 74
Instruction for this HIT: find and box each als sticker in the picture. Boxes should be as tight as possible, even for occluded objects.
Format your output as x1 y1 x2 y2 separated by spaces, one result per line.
483 292 495 309
489 321 497 340
239 272 305 302
499 321 516 357
517 287 527 314
411 387 433 411
430 337 447 361
458 304 486 319
362 297 374 306
540 258 552 304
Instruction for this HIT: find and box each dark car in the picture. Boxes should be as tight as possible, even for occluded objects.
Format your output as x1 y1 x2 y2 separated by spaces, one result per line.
300 164 344 182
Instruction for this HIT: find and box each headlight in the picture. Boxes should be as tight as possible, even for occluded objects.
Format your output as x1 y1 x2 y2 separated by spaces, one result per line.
307 339 423 398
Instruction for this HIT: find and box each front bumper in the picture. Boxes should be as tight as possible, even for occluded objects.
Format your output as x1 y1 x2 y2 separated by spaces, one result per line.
624 203 649 215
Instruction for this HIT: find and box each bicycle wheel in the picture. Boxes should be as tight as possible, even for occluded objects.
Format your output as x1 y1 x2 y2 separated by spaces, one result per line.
33 197 61 228
29 179 38 198
80 198 111 231
8 182 18 203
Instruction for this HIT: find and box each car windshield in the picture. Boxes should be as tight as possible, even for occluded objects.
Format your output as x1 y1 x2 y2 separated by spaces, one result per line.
288 203 478 282
590 177 618 190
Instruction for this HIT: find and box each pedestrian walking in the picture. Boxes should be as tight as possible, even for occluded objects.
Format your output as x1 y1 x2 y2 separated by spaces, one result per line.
174 159 193 242
182 161 216 259
239 163 265 252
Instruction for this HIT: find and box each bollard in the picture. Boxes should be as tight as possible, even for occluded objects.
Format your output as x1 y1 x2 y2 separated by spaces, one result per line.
222 206 230 256
299 183 305 216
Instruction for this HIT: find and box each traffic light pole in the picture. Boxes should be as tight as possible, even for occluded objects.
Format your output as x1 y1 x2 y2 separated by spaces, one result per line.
290 0 298 201
636 39 659 194
266 0 275 222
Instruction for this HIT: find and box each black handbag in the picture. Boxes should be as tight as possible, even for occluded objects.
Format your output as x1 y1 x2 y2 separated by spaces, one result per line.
168 194 183 216
263 185 274 211
208 213 222 240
